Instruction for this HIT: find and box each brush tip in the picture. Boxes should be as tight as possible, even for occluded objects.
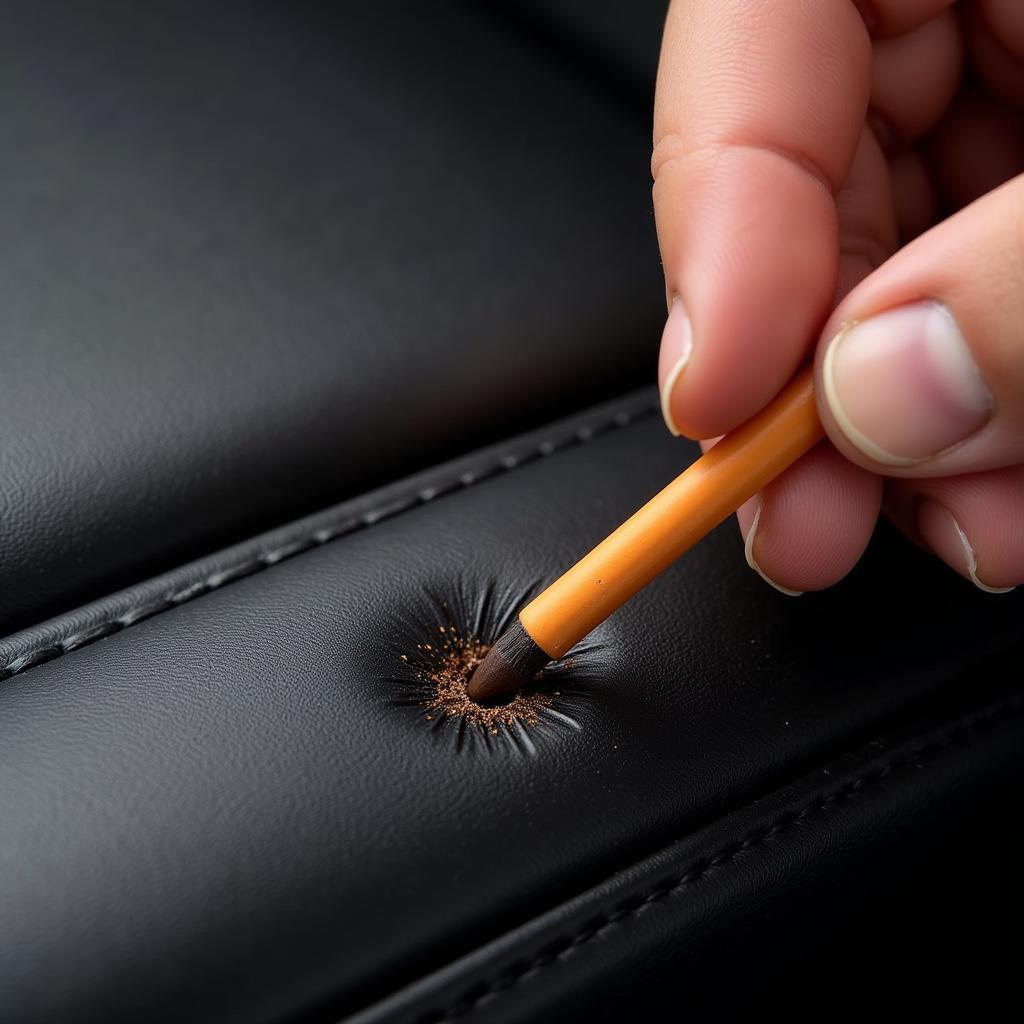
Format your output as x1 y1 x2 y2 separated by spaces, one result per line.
466 620 549 703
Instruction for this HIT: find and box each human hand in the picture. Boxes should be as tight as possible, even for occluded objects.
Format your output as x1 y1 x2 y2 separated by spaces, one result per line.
653 0 1024 593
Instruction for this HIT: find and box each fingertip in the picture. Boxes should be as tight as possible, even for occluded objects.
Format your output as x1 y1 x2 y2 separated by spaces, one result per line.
657 297 692 436
816 301 994 472
888 470 1024 591
916 498 1016 593
657 147 838 439
741 444 883 593
744 500 805 596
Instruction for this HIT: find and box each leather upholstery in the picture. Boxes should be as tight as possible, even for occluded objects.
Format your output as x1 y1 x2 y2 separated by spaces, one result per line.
1 394 1020 1021
0 0 660 634
493 0 668 102
2 4 1020 1021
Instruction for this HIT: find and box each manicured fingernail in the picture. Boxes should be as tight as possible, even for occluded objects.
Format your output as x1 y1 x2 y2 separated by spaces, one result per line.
916 499 1015 594
822 301 992 465
744 501 803 597
658 297 693 437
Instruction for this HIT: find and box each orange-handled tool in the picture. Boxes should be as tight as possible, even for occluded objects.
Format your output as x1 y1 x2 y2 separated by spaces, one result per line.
468 366 823 701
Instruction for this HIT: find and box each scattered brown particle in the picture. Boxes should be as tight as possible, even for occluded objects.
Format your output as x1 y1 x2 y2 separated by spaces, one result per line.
413 632 553 731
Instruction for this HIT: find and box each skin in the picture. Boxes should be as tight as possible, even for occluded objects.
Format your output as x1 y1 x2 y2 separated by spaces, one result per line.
654 0 1024 593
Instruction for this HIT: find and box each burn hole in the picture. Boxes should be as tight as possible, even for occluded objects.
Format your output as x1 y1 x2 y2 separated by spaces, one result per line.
383 580 599 754
409 626 555 735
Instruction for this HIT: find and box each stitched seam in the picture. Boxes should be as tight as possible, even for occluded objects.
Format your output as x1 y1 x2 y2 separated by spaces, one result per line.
0 398 658 682
420 689 1024 1023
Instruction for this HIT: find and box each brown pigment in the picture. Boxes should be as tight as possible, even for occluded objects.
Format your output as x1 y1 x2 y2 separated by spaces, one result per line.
411 625 554 734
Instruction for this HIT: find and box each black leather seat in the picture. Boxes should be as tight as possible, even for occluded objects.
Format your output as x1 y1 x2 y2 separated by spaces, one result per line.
1 3 1020 1021
0 0 661 635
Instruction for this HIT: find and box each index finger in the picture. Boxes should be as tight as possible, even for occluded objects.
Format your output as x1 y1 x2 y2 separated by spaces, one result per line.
653 0 883 438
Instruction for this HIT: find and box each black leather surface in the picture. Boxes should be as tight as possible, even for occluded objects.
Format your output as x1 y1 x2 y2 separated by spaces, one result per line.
1 394 1020 1022
0 390 660 682
0 0 661 634
4 5 1019 1019
489 0 669 104
357 686 1023 1023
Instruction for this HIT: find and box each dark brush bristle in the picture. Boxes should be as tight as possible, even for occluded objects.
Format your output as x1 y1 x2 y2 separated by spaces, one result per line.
466 619 550 703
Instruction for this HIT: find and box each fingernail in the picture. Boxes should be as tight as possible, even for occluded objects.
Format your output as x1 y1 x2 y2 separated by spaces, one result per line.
822 301 992 465
744 501 803 597
658 297 693 437
916 499 1015 594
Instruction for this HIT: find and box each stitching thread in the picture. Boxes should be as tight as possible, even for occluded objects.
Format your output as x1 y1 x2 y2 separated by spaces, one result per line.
420 689 1024 1023
0 399 658 682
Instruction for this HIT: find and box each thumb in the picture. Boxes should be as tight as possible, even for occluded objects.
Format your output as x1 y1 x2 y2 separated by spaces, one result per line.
815 173 1024 477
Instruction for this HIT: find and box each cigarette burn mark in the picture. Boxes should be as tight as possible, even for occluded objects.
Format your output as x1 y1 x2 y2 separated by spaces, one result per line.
379 579 602 756
415 626 553 732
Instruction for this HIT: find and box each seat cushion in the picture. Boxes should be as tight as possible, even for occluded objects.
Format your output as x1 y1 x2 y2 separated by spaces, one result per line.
0 0 661 634
1 391 1020 1022
5 5 1019 1021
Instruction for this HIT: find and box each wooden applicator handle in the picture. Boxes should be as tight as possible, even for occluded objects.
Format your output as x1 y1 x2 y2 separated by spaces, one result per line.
520 365 824 658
